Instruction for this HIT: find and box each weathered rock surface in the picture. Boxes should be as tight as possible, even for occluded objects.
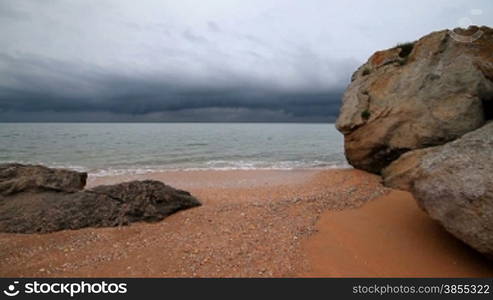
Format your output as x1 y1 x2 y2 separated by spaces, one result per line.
336 26 493 258
336 26 493 173
383 122 493 257
0 163 87 195
0 164 201 233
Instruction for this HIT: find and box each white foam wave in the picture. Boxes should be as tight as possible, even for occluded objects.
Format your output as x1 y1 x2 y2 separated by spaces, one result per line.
1 159 351 178
87 160 351 177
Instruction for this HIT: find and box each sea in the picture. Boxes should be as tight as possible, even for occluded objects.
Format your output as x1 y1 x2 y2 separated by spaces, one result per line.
0 123 349 177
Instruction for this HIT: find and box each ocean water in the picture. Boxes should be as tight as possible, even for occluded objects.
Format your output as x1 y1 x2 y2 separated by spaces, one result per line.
0 123 348 176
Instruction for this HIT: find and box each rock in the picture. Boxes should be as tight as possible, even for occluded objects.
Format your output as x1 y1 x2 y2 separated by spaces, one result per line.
0 165 201 233
380 148 433 192
0 163 87 195
336 26 493 173
383 122 493 257
88 180 201 224
337 26 493 258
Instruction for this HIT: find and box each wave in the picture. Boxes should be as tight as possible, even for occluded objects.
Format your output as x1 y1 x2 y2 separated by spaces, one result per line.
0 159 351 178
87 160 351 177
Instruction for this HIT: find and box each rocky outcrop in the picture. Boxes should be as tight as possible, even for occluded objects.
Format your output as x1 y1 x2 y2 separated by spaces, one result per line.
383 122 493 257
336 26 493 174
0 164 201 233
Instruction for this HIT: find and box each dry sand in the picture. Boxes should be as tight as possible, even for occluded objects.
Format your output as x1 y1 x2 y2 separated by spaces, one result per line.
0 169 491 277
303 190 493 277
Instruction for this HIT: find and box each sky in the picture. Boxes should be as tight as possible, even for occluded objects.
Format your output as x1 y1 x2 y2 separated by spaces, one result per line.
0 0 491 122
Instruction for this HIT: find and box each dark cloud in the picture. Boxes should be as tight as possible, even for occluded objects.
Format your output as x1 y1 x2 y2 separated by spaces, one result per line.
1 0 491 122
0 49 348 122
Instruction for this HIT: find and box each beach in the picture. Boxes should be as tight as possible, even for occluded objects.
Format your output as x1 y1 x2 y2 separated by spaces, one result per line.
1 0 492 286
1 169 492 277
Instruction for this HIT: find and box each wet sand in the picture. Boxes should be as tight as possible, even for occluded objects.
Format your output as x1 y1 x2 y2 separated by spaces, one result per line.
0 169 492 277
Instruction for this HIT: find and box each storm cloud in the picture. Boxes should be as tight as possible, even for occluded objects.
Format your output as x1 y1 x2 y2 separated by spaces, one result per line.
0 0 492 122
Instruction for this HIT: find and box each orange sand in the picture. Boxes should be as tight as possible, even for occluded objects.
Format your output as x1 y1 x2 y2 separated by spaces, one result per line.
303 190 493 277
1 169 492 277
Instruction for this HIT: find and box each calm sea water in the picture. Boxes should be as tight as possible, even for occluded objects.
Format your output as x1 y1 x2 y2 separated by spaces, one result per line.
0 123 348 176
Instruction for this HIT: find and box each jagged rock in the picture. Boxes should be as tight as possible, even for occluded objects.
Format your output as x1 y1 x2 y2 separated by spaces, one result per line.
383 122 493 258
0 163 87 195
0 165 201 233
336 26 493 173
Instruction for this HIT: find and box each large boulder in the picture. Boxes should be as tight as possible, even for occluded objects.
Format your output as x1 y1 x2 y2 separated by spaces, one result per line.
383 122 493 257
336 26 493 173
0 164 201 233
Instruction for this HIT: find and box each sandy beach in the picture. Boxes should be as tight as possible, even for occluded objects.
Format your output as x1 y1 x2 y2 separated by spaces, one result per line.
1 169 492 277
2 0 492 286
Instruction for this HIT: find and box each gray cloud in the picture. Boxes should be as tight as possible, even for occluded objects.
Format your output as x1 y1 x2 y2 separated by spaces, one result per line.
0 0 492 122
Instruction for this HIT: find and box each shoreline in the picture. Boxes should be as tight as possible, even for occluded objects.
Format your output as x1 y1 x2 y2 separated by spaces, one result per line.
1 169 492 277
86 168 334 188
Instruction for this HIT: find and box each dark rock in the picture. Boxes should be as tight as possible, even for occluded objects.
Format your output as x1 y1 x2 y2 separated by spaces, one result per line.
0 165 201 233
0 163 87 195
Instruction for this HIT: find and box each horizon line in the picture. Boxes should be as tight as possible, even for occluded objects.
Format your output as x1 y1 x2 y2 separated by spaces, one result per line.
0 121 336 124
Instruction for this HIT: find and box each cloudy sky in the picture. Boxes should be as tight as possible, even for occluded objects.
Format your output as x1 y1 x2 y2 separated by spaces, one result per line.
0 0 491 122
